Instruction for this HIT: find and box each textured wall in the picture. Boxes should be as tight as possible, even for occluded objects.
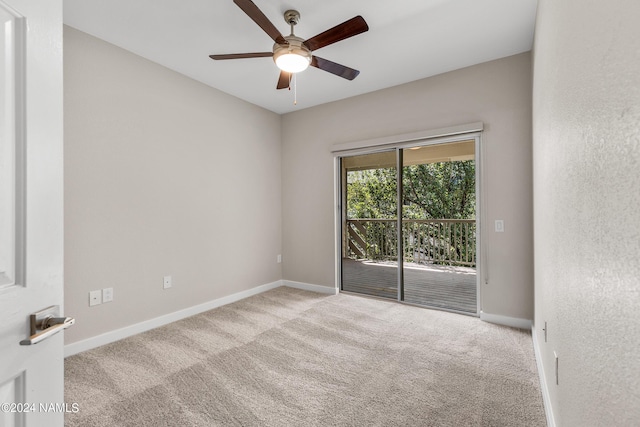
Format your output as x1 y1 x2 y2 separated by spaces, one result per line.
64 27 282 344
532 0 640 425
282 53 534 321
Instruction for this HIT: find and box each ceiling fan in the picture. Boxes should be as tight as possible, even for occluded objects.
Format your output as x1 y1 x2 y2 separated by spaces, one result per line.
210 0 369 89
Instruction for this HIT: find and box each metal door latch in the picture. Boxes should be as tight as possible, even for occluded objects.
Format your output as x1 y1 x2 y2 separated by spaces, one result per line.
19 305 75 346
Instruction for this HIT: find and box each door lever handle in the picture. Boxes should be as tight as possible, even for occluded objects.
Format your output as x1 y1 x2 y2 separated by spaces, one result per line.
20 317 75 345
19 306 75 346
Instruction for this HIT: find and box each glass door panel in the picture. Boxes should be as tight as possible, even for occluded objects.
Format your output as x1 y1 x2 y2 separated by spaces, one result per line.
401 141 477 313
341 150 398 300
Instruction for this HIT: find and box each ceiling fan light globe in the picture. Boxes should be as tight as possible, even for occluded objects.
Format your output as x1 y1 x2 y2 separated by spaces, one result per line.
275 53 310 73
273 37 312 73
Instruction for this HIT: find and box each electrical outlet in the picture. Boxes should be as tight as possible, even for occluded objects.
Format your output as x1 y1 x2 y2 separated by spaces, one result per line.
163 275 172 289
89 290 102 306
102 287 113 303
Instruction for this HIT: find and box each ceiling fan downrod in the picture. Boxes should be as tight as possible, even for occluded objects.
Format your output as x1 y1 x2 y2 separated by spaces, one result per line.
284 9 300 36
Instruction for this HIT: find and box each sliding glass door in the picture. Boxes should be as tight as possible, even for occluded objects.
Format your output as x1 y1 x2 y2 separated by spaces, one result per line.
340 138 478 314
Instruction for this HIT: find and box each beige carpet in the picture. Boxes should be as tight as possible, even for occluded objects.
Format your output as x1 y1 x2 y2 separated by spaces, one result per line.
65 287 546 426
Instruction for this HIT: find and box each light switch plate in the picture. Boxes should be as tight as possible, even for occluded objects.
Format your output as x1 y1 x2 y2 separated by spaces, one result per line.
495 220 505 232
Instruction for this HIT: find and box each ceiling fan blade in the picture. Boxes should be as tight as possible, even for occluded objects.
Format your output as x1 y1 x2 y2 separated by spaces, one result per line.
303 16 369 52
277 71 291 89
209 52 273 60
233 0 286 45
311 56 360 80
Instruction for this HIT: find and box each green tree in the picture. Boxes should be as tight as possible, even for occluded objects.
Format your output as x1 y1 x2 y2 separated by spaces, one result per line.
346 160 476 265
347 161 475 220
347 168 397 219
402 161 475 219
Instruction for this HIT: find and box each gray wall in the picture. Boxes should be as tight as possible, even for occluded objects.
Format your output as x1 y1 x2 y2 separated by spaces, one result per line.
64 27 283 344
282 52 534 321
532 1 640 425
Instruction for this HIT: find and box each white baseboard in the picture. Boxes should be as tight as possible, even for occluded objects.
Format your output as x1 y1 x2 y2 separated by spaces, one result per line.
480 311 532 330
532 324 556 427
64 280 283 358
64 280 339 358
282 280 338 295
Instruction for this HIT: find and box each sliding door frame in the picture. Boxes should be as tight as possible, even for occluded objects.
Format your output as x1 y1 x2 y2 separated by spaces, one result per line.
396 148 404 302
334 131 483 316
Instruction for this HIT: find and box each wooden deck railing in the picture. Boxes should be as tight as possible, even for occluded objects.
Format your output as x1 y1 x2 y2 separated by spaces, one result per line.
346 219 476 267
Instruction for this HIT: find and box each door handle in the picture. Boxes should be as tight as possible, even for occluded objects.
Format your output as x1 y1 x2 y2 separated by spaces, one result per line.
19 306 75 346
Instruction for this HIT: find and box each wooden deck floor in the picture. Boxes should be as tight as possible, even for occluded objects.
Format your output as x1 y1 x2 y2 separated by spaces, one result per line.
341 258 477 314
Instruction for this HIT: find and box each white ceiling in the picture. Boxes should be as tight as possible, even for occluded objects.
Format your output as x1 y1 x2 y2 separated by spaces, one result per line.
63 0 538 114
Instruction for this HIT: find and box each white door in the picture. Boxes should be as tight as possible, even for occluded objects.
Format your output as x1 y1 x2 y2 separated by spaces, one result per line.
0 0 65 426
